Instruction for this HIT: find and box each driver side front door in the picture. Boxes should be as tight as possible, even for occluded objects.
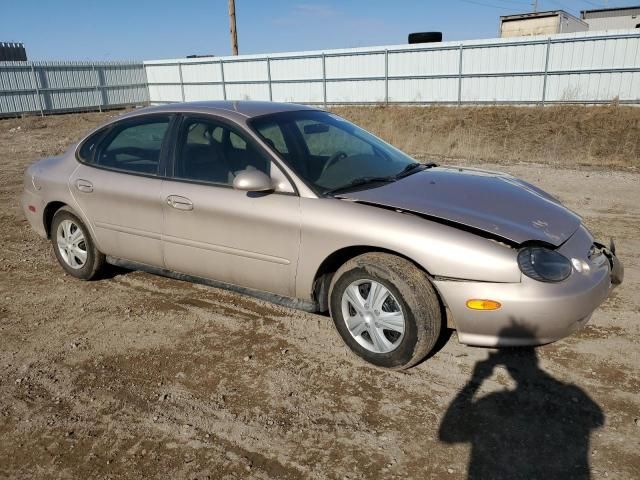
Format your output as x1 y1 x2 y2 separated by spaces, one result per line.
161 115 301 297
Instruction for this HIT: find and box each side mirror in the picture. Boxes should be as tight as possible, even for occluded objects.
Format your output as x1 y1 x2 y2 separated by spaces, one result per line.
233 169 274 193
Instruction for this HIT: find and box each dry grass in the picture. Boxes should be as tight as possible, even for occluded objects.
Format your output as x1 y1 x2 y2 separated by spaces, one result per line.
332 105 640 169
2 105 638 170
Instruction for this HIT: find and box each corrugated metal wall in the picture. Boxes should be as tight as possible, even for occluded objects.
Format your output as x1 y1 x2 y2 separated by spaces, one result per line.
2 30 638 116
0 61 148 117
145 30 640 106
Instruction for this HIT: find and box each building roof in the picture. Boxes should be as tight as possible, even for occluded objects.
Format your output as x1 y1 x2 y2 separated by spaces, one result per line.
500 10 582 22
581 6 640 19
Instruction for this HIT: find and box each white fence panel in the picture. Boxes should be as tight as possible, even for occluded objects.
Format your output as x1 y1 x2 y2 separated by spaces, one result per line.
548 37 639 71
462 76 545 102
145 64 179 84
145 30 640 106
270 57 323 80
272 81 324 103
148 84 182 103
545 71 640 101
462 43 547 74
181 63 222 83
389 78 458 102
388 49 459 76
327 80 385 103
325 53 385 79
183 83 224 102
223 60 268 82
224 82 270 100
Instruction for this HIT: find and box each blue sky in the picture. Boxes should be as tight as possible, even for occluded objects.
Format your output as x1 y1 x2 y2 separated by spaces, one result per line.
1 1 637 60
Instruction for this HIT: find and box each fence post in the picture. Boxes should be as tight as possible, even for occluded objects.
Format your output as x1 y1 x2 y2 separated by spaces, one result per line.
178 62 185 102
31 63 44 116
541 37 551 106
142 63 150 105
220 61 227 100
457 44 464 106
322 53 327 108
266 57 272 101
92 64 102 112
384 49 389 105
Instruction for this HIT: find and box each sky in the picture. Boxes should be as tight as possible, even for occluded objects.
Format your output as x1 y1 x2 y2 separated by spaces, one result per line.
1 0 638 61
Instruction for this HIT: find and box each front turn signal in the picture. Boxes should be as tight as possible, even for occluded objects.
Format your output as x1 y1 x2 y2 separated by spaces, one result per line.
466 299 502 311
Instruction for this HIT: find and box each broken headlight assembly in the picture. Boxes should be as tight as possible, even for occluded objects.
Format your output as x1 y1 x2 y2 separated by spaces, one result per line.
517 246 572 282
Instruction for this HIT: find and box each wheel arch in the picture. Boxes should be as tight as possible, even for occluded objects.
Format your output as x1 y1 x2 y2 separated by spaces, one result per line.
43 201 68 239
311 245 435 313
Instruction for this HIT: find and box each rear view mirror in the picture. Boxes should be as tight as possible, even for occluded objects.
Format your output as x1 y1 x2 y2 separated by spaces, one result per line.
303 123 330 134
233 169 274 193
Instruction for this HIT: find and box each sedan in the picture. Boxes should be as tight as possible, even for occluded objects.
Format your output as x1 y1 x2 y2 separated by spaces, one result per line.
21 101 623 369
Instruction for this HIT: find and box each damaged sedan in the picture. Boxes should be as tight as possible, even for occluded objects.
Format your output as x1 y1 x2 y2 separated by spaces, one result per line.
21 101 624 368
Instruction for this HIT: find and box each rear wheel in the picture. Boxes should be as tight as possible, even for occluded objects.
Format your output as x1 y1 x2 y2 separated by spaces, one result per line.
329 253 442 369
51 207 104 280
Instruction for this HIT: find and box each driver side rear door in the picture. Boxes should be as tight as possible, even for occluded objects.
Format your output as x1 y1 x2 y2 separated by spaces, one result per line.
70 114 173 267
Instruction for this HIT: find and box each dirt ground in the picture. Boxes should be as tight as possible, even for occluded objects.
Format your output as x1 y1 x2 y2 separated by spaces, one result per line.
0 110 638 479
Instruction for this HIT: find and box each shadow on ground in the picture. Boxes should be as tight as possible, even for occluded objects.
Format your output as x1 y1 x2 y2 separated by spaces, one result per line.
439 322 604 479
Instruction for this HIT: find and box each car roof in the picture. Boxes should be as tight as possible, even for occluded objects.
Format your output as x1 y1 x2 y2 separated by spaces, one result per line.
118 100 319 122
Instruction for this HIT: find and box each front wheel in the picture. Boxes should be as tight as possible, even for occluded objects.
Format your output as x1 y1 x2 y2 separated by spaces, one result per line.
50 207 105 280
329 253 442 369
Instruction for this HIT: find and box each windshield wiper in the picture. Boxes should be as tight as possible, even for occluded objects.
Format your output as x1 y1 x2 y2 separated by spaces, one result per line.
323 163 437 197
323 176 395 197
394 161 437 179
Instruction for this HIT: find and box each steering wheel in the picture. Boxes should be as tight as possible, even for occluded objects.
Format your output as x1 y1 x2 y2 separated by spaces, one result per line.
320 151 348 177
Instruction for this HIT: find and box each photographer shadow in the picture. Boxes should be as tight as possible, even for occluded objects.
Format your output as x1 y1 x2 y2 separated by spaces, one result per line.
438 322 604 479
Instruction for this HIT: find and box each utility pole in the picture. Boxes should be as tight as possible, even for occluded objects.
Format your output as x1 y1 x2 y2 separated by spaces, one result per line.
532 0 538 12
228 0 239 55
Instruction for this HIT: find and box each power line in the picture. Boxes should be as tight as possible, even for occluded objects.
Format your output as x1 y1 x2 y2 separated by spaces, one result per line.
455 0 523 11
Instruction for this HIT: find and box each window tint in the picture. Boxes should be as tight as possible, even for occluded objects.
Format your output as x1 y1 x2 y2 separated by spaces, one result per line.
78 129 106 163
174 117 269 185
251 111 416 194
255 122 289 154
229 131 247 150
298 119 373 157
96 117 170 174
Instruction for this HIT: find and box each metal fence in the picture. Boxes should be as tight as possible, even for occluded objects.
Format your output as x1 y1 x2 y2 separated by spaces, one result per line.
0 61 148 117
2 30 639 117
144 30 640 106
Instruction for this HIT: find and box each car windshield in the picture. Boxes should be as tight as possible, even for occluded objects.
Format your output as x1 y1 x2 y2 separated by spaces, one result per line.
250 110 419 195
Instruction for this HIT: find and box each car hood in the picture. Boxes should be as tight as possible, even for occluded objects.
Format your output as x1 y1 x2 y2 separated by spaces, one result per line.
339 166 581 246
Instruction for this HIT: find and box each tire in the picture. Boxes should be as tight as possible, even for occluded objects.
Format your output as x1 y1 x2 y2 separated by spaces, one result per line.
408 32 443 44
329 253 442 369
50 206 105 280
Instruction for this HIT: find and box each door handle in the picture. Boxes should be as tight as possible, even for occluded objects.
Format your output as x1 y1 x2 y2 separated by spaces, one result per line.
166 195 193 211
75 179 93 193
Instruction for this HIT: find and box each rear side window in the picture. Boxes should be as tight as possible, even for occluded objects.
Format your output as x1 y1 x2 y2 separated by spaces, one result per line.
77 129 107 163
95 117 171 175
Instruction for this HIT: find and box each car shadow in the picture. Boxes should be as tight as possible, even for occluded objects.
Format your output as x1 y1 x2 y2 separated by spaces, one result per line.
438 321 604 479
98 263 132 280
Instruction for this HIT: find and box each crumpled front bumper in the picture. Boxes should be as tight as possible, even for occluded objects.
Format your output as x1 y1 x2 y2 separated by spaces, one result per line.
434 225 623 347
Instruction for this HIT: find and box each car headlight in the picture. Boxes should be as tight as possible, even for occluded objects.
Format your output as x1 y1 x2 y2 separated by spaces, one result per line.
517 247 572 282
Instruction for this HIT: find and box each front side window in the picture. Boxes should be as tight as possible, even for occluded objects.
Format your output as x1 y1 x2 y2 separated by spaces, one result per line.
251 111 418 195
95 117 170 175
173 117 270 185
